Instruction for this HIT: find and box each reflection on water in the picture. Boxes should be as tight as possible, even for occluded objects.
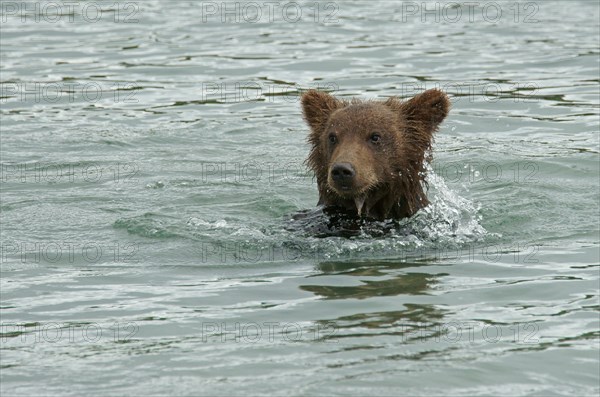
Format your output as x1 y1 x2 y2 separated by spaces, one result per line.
301 272 434 299
304 260 448 346
316 304 449 347
301 260 441 299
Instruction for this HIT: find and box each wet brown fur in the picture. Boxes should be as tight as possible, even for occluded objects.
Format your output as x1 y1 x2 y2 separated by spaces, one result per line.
301 89 450 220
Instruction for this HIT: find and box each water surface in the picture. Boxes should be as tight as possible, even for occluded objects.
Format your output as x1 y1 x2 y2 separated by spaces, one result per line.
1 1 599 396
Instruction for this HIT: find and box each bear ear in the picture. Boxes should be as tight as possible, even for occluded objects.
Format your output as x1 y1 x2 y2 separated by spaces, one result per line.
301 90 343 132
400 89 450 133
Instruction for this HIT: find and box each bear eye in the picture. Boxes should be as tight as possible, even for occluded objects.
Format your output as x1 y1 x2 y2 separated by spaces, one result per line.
328 134 337 144
370 133 381 143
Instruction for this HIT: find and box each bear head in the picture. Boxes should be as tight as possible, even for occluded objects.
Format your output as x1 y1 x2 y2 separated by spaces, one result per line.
301 88 450 220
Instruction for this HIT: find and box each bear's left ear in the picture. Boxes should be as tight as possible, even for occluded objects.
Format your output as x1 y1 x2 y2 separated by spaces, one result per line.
400 89 450 133
301 90 343 133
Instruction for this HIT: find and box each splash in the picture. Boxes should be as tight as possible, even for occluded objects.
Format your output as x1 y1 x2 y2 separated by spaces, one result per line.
410 164 488 245
284 164 488 258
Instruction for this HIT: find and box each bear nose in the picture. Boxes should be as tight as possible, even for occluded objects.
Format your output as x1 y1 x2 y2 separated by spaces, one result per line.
331 163 356 186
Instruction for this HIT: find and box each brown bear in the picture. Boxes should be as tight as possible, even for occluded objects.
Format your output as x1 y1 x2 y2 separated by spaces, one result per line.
301 88 450 221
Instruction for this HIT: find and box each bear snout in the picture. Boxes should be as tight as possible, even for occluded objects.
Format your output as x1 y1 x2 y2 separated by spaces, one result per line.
330 162 356 190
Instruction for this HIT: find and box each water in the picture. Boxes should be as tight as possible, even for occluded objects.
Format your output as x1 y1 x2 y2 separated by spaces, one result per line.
1 1 599 395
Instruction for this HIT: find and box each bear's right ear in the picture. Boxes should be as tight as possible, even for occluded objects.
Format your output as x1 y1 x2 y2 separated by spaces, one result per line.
301 90 343 132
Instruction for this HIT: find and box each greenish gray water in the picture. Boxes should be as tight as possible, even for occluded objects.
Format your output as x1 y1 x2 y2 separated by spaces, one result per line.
1 1 599 396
